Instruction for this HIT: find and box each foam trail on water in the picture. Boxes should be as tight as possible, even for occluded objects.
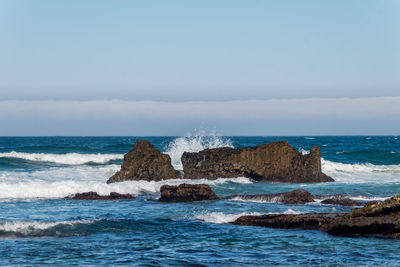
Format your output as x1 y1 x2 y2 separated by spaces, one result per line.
165 132 233 170
0 151 123 165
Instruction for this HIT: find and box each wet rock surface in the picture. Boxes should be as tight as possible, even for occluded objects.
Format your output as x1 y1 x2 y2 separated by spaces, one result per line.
107 140 180 183
232 193 400 239
320 197 362 206
159 184 220 202
181 141 333 183
71 191 134 200
226 189 315 204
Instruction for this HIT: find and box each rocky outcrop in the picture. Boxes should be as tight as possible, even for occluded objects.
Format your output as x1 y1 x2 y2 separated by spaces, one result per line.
226 189 315 204
181 141 333 183
321 197 362 207
71 191 134 200
232 193 400 239
107 140 180 183
233 213 338 230
159 184 220 202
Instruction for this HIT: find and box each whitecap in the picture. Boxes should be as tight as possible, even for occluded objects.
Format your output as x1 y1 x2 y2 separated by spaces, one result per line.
0 151 123 165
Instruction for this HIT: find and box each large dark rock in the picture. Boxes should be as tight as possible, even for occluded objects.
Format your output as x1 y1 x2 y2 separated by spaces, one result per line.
226 189 315 204
159 184 220 202
107 140 180 183
181 141 333 183
71 191 134 200
232 193 400 239
233 213 339 230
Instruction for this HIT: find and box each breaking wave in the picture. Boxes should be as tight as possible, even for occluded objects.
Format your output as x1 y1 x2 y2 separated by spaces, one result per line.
0 151 123 165
195 209 300 224
0 164 251 200
0 219 96 237
165 132 233 170
321 159 400 183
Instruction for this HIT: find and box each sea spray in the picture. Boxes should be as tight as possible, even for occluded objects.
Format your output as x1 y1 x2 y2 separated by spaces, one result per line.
165 132 233 170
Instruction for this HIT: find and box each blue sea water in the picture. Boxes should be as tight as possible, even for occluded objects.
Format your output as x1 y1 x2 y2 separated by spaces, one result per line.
1 135 400 266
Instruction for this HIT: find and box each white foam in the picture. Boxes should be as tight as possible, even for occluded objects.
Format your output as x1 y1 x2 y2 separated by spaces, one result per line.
229 196 283 203
321 158 400 183
0 220 95 234
0 151 123 165
165 132 233 170
348 196 389 201
0 164 251 200
195 212 262 224
268 208 301 215
195 209 300 224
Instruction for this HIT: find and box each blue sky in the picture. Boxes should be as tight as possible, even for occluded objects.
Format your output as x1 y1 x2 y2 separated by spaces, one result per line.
0 0 399 135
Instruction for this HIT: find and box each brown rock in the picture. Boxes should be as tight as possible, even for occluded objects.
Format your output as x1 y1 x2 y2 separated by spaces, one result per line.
232 193 400 239
226 189 315 204
159 184 220 202
321 197 362 206
71 191 134 200
181 141 333 183
107 140 180 183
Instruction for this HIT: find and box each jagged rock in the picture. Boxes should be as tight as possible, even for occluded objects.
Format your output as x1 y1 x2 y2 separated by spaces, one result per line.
181 141 333 183
71 191 134 200
107 140 180 183
321 197 362 206
232 193 400 239
159 184 220 202
226 189 315 204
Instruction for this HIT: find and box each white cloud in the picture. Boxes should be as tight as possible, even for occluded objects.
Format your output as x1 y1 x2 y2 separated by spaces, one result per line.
1 97 399 135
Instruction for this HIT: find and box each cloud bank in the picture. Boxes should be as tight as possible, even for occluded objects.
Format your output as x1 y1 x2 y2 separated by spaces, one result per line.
1 97 399 135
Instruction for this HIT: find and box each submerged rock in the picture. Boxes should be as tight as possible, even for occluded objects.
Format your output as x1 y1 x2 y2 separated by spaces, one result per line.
181 141 333 183
321 197 362 206
232 193 400 239
71 191 134 200
226 189 315 204
159 184 220 202
107 140 180 183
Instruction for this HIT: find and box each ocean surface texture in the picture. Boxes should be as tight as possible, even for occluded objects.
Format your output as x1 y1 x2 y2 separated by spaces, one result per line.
1 135 400 266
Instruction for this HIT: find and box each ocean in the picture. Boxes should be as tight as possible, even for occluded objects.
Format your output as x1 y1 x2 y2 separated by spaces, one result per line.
1 135 400 266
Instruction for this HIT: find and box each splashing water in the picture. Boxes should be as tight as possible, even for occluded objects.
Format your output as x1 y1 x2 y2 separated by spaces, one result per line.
165 132 233 170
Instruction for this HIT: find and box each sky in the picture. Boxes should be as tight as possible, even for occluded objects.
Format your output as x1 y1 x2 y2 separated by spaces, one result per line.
0 0 399 135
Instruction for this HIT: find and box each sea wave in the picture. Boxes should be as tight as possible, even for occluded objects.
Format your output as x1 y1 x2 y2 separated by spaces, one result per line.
0 164 251 200
321 159 400 183
0 219 96 236
0 151 123 165
195 209 300 224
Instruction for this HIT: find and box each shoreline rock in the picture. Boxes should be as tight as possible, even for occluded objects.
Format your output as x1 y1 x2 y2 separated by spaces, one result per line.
70 191 134 200
107 140 180 183
231 193 400 239
159 184 220 202
182 141 333 183
226 189 315 204
321 197 362 207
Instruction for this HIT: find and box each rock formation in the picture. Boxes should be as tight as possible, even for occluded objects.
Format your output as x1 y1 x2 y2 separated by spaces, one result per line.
226 189 315 204
321 197 362 206
181 141 333 183
107 140 180 183
159 184 220 202
71 191 134 200
232 193 400 239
